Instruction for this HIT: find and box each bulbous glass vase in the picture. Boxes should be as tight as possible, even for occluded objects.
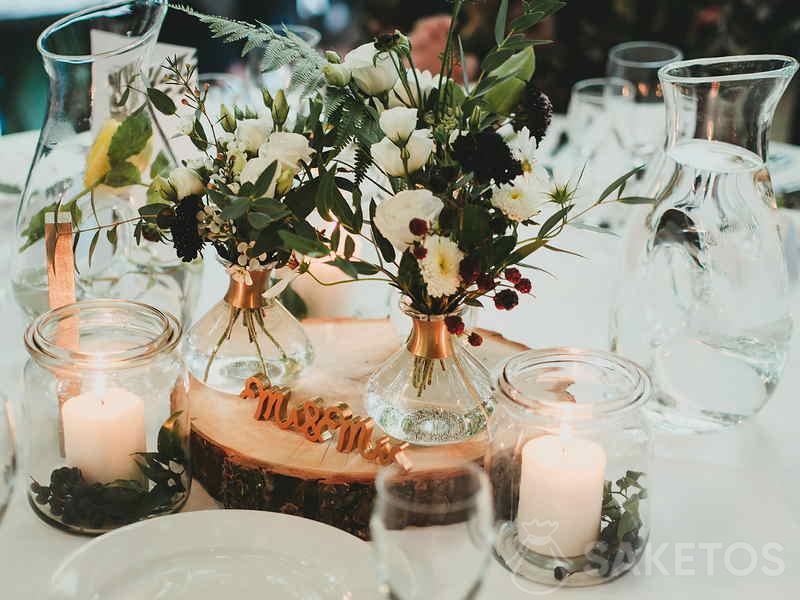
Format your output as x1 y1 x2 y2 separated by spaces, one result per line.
183 265 314 394
611 55 798 432
365 302 493 445
13 0 201 324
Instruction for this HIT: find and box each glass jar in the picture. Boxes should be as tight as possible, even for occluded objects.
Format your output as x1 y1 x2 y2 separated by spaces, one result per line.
22 300 190 534
183 262 314 394
365 300 493 446
611 55 798 432
487 349 653 587
13 0 201 325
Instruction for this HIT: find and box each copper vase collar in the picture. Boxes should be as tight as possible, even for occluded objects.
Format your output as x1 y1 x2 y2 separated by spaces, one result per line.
224 268 272 309
406 316 454 360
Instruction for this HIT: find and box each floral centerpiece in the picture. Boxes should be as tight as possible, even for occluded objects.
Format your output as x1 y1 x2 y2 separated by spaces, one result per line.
178 0 642 440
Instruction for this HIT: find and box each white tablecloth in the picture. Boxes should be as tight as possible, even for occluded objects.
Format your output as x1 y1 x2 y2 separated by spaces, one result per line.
1 129 799 599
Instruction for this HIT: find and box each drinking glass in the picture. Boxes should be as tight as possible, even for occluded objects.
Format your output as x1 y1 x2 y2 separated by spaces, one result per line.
371 462 494 599
0 396 16 524
605 42 683 165
566 78 609 164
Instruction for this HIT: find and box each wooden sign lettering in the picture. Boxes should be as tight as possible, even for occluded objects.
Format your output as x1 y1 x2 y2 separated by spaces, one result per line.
241 377 411 471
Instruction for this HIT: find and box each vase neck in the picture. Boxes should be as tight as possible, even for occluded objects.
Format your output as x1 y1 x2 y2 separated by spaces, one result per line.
225 269 273 309
660 55 798 161
407 317 455 360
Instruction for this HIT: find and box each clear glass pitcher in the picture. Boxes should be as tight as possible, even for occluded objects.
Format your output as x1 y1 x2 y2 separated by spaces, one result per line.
611 55 798 432
13 0 200 323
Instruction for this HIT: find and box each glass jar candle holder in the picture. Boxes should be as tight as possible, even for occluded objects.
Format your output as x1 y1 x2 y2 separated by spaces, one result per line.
22 300 190 535
487 349 653 587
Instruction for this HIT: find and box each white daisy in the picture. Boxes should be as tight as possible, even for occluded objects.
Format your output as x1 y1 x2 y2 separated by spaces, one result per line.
491 172 551 222
419 235 464 298
506 126 538 172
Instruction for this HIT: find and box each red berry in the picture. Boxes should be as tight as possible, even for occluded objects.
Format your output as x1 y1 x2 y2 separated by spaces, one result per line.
468 332 483 347
515 278 532 294
476 273 496 292
412 245 427 259
494 289 519 310
505 267 522 284
409 218 428 236
459 256 480 284
444 315 465 335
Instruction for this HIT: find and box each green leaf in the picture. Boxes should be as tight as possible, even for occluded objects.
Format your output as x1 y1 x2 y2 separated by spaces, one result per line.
326 257 359 279
0 182 21 194
139 203 170 219
106 226 118 254
248 203 290 229
191 118 208 151
149 150 171 179
103 161 141 187
108 109 152 165
510 12 543 32
319 170 356 230
352 260 380 276
278 283 308 319
220 197 251 220
495 0 509 44
618 196 655 205
88 230 100 268
251 160 278 198
147 87 177 115
278 230 329 257
569 221 620 236
461 204 491 248
369 199 395 263
488 235 517 267
617 511 639 544
251 197 291 220
157 411 185 462
283 179 318 220
596 166 645 203
344 235 355 260
538 205 572 238
506 238 547 265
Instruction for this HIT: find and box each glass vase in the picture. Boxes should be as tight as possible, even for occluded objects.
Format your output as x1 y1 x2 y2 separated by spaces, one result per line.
365 301 493 445
183 265 314 394
22 300 190 535
13 0 201 324
488 349 653 587
611 55 798 432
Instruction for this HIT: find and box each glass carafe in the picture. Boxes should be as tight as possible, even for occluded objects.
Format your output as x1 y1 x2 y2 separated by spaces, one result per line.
13 0 200 324
611 55 798 432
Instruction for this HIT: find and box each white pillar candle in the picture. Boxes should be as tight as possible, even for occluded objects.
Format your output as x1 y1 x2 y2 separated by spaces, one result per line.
517 432 607 558
62 387 146 484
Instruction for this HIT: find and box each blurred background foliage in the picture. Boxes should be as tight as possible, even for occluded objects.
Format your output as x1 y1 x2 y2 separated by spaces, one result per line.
0 0 798 137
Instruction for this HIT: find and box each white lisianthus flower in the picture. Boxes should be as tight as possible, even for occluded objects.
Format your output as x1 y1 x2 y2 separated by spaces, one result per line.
235 116 273 153
388 68 436 107
168 167 205 200
506 126 538 172
379 107 418 145
344 43 398 95
491 172 551 222
239 157 278 198
258 132 315 171
371 129 433 177
418 235 464 298
374 189 444 249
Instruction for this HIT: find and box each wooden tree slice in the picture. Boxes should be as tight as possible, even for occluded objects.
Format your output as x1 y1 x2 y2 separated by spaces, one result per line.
191 318 526 539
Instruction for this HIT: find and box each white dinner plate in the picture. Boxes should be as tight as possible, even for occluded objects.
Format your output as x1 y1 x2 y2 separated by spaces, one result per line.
48 510 377 599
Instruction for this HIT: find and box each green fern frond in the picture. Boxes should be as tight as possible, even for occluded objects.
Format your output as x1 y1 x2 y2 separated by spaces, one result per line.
172 5 325 96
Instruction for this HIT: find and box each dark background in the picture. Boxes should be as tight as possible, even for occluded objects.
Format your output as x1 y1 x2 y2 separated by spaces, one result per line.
1 0 799 138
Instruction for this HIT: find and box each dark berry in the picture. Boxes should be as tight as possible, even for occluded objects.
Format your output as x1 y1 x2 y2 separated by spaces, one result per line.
468 332 483 347
554 566 569 581
408 218 428 236
476 273 496 292
494 289 519 310
515 278 532 294
412 245 427 260
444 315 465 336
504 267 522 284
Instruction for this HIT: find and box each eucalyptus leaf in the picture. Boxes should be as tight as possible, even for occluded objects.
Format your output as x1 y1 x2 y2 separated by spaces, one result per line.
88 230 100 268
147 87 177 115
103 161 141 187
220 197 251 220
278 230 328 257
108 108 152 165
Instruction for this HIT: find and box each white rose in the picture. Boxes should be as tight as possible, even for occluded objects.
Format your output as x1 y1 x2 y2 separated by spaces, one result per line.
239 157 278 198
379 107 418 145
344 43 398 96
371 129 433 177
373 189 443 249
388 68 440 108
168 167 205 200
258 131 314 171
235 117 273 153
490 172 551 222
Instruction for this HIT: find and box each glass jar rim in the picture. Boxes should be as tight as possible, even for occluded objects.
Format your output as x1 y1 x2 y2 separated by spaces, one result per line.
608 41 683 69
24 299 181 370
37 0 167 65
659 54 799 85
498 348 651 419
